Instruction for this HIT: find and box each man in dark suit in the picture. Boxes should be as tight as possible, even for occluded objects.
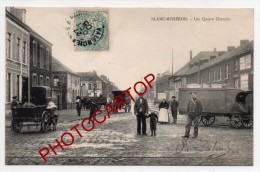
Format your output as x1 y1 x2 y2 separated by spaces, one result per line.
134 95 149 135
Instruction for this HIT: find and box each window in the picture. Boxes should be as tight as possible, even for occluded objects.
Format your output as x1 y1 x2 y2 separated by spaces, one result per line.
12 35 16 59
40 46 43 68
22 41 26 63
7 73 11 102
32 74 38 86
46 77 50 86
88 83 91 90
53 76 59 87
219 67 222 81
225 64 228 79
40 75 44 85
33 41 37 66
208 70 210 82
16 38 20 61
240 54 252 70
213 69 216 81
240 73 248 90
6 33 11 59
235 59 239 71
94 83 97 90
234 78 239 89
16 75 20 100
46 49 49 70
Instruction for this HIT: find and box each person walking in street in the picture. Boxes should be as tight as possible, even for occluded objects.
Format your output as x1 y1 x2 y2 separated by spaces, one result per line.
76 96 82 117
158 99 169 124
170 96 179 124
89 101 98 124
182 92 203 139
134 95 149 135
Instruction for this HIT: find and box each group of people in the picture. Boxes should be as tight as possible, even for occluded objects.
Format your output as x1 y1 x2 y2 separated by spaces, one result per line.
134 92 202 138
75 96 98 123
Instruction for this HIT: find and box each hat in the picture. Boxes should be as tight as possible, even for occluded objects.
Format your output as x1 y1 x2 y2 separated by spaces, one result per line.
172 96 176 98
12 96 17 99
48 97 52 100
190 92 196 95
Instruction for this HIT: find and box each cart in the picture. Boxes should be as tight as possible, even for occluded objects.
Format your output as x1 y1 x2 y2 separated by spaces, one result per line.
178 88 253 129
112 90 131 113
11 86 55 133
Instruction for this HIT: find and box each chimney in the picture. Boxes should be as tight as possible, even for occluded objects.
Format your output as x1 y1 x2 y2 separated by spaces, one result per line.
10 7 26 23
240 40 249 45
227 46 235 52
190 51 192 60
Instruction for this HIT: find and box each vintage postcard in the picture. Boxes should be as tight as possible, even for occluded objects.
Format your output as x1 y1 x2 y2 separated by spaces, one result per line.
3 6 256 167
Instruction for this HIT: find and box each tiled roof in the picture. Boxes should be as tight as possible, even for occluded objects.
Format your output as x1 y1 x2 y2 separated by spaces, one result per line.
52 57 79 76
173 51 218 77
185 40 253 75
76 72 102 81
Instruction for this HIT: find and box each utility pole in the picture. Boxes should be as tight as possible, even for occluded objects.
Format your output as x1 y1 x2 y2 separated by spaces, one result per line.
172 49 173 75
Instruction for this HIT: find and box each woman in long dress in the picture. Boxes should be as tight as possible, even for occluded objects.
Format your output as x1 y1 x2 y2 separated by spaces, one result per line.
158 99 169 124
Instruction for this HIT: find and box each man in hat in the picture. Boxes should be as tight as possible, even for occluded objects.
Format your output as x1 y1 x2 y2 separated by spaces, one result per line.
134 95 149 135
170 96 179 124
182 92 203 138
46 97 58 130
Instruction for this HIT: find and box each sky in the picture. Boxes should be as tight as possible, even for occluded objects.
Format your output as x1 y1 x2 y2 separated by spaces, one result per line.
24 8 253 90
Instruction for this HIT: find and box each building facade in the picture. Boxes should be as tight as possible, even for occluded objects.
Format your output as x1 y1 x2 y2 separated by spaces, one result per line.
169 40 253 100
52 57 80 109
6 8 30 108
30 30 52 89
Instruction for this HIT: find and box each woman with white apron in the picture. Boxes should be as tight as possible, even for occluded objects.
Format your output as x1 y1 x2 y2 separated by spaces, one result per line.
158 99 170 124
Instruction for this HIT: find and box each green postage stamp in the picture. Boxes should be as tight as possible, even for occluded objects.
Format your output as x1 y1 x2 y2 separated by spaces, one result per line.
74 10 109 51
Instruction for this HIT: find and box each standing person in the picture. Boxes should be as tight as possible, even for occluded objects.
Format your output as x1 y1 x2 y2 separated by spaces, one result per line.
76 96 82 117
89 101 98 124
158 99 169 124
182 92 203 138
46 97 58 130
11 96 19 109
170 96 179 124
134 95 149 135
147 110 158 136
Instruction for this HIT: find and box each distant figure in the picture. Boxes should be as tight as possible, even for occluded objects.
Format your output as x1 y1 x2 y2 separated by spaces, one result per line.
89 101 98 124
134 95 149 135
158 99 169 124
147 111 158 136
170 96 179 124
182 92 203 139
76 96 82 116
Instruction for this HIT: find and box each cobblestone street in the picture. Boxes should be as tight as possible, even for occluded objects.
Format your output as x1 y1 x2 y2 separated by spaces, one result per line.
5 104 253 166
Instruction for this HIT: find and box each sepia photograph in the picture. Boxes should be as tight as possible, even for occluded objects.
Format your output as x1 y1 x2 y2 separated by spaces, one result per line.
2 2 258 168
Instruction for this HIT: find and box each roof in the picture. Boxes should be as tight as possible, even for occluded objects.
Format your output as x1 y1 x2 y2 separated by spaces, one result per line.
185 40 253 75
52 57 79 76
172 51 218 77
76 72 103 82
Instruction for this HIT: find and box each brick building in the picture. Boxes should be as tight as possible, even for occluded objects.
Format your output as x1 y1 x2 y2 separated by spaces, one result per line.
30 30 52 89
6 8 30 108
169 40 253 100
52 57 81 109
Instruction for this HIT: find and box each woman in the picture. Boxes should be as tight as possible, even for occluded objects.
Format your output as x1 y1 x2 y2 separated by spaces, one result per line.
158 99 169 124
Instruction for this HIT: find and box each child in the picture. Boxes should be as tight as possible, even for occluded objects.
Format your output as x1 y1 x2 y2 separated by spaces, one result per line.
147 110 158 136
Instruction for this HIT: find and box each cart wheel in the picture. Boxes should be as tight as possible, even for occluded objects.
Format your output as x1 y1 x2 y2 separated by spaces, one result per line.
201 116 215 126
11 121 22 133
41 122 50 133
230 115 243 129
242 116 253 128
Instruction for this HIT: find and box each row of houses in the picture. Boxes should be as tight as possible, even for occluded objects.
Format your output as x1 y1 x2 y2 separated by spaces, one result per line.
148 40 254 102
5 7 118 110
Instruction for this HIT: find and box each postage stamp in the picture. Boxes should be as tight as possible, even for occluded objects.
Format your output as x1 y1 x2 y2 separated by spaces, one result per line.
73 9 109 51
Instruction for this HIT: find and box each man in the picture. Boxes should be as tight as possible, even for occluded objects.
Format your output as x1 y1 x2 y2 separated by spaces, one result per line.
134 95 149 135
76 96 82 116
170 96 179 124
182 92 203 138
46 97 58 130
88 101 98 124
